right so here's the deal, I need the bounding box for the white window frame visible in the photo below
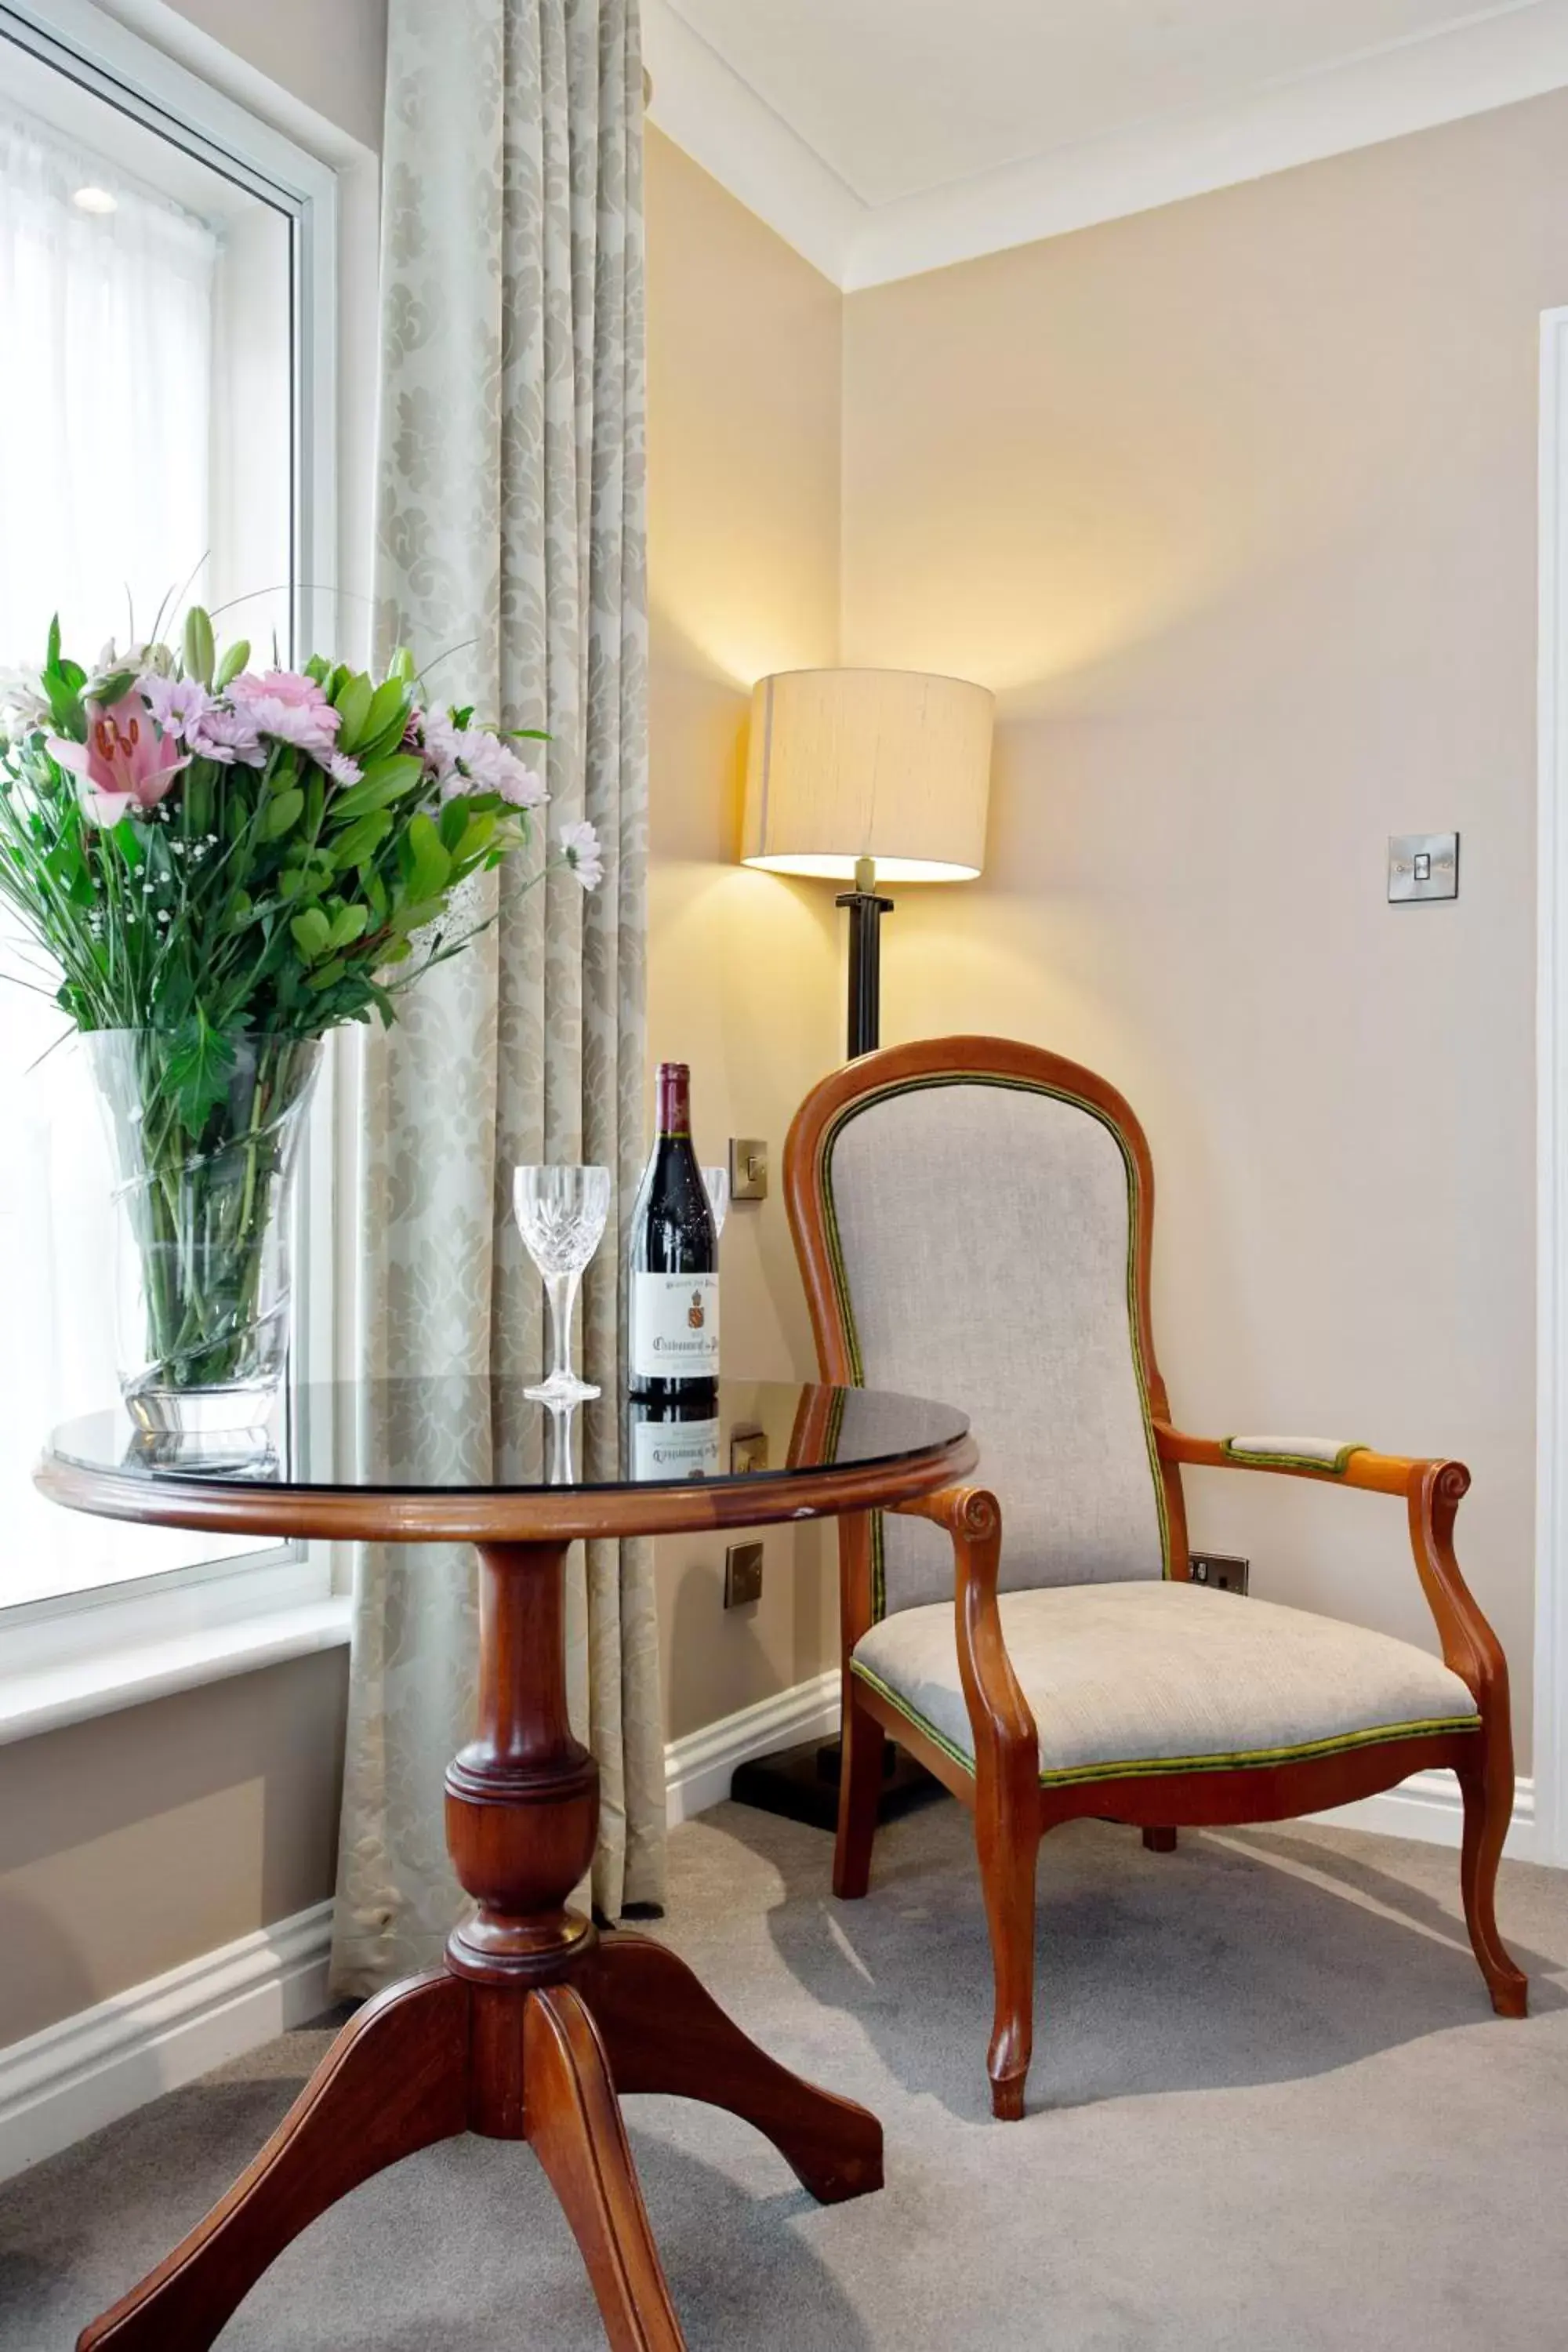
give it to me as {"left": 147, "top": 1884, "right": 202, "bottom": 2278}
{"left": 0, "top": 0, "right": 365, "bottom": 1734}
{"left": 1534, "top": 306, "right": 1568, "bottom": 1868}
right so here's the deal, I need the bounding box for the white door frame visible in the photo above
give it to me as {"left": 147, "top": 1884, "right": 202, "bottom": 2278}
{"left": 1534, "top": 305, "right": 1568, "bottom": 1867}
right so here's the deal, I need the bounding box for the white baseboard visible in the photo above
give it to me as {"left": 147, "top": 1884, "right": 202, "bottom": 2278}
{"left": 664, "top": 1667, "right": 840, "bottom": 1827}
{"left": 0, "top": 1898, "right": 334, "bottom": 2186}
{"left": 1305, "top": 1771, "right": 1538, "bottom": 1863}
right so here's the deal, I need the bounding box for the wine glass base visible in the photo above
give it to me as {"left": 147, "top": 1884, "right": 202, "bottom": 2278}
{"left": 524, "top": 1374, "right": 602, "bottom": 1404}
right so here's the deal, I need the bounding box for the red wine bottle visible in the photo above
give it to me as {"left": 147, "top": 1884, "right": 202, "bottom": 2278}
{"left": 627, "top": 1062, "right": 719, "bottom": 1399}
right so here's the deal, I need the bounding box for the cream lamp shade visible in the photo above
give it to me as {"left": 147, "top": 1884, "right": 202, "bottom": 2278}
{"left": 742, "top": 667, "right": 994, "bottom": 884}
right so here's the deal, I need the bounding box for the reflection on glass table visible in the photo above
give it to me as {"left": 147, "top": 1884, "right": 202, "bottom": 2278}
{"left": 47, "top": 1379, "right": 968, "bottom": 1499}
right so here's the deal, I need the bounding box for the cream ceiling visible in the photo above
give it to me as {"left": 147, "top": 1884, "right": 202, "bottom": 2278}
{"left": 644, "top": 0, "right": 1568, "bottom": 285}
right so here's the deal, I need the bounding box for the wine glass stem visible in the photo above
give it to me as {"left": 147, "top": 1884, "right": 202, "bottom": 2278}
{"left": 545, "top": 1269, "right": 579, "bottom": 1387}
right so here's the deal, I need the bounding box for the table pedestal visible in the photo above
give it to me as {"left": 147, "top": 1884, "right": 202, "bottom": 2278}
{"left": 77, "top": 1542, "right": 883, "bottom": 2351}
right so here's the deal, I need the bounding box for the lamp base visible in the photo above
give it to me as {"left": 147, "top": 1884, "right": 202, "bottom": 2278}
{"left": 834, "top": 886, "right": 895, "bottom": 1059}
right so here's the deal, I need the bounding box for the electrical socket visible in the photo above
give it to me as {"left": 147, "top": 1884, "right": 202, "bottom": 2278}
{"left": 724, "top": 1541, "right": 764, "bottom": 1609}
{"left": 1190, "top": 1552, "right": 1250, "bottom": 1595}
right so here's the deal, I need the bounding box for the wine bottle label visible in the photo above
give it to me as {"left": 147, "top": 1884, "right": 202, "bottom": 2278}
{"left": 631, "top": 1417, "right": 722, "bottom": 1482}
{"left": 629, "top": 1272, "right": 720, "bottom": 1378}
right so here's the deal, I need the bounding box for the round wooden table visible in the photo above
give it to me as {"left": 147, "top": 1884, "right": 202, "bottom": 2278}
{"left": 39, "top": 1376, "right": 975, "bottom": 2351}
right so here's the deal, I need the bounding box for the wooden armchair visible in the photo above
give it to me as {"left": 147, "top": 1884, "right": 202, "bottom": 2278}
{"left": 784, "top": 1035, "right": 1526, "bottom": 2120}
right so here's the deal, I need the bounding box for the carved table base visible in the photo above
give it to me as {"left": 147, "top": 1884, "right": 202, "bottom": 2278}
{"left": 76, "top": 1542, "right": 883, "bottom": 2351}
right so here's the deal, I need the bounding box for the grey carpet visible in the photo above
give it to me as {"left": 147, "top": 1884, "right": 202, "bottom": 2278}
{"left": 2, "top": 1799, "right": 1566, "bottom": 2350}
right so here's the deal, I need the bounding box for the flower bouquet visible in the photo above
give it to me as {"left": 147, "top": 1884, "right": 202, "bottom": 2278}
{"left": 0, "top": 608, "right": 599, "bottom": 1454}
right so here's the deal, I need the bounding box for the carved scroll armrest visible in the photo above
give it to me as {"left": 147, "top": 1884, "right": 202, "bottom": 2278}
{"left": 891, "top": 1486, "right": 1039, "bottom": 1780}
{"left": 1153, "top": 1422, "right": 1504, "bottom": 1704}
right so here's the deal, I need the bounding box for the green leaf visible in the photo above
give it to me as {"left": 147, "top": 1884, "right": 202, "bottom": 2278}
{"left": 164, "top": 1013, "right": 236, "bottom": 1142}
{"left": 291, "top": 907, "right": 332, "bottom": 960}
{"left": 451, "top": 813, "right": 495, "bottom": 867}
{"left": 390, "top": 646, "right": 416, "bottom": 684}
{"left": 215, "top": 637, "right": 251, "bottom": 690}
{"left": 330, "top": 811, "right": 392, "bottom": 870}
{"left": 183, "top": 606, "right": 215, "bottom": 688}
{"left": 332, "top": 673, "right": 374, "bottom": 750}
{"left": 304, "top": 766, "right": 325, "bottom": 840}
{"left": 437, "top": 797, "right": 469, "bottom": 854}
{"left": 46, "top": 614, "right": 60, "bottom": 673}
{"left": 306, "top": 956, "right": 347, "bottom": 990}
{"left": 329, "top": 753, "right": 423, "bottom": 824}
{"left": 263, "top": 786, "right": 305, "bottom": 840}
{"left": 405, "top": 812, "right": 452, "bottom": 902}
{"left": 361, "top": 675, "right": 410, "bottom": 747}
{"left": 328, "top": 903, "right": 369, "bottom": 948}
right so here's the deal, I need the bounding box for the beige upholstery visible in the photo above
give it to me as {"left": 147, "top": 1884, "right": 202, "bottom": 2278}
{"left": 1225, "top": 1436, "right": 1365, "bottom": 1472}
{"left": 824, "top": 1076, "right": 1167, "bottom": 1613}
{"left": 851, "top": 1581, "right": 1479, "bottom": 1785}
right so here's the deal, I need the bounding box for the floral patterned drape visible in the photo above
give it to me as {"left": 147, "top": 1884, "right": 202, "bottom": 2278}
{"left": 331, "top": 0, "right": 662, "bottom": 1994}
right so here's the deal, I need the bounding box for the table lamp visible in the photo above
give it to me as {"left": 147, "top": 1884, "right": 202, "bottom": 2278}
{"left": 742, "top": 668, "right": 995, "bottom": 1058}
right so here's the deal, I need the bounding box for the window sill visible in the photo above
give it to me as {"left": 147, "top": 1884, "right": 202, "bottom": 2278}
{"left": 0, "top": 1594, "right": 352, "bottom": 1745}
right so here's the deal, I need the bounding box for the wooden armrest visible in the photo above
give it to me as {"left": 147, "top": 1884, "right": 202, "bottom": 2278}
{"left": 1154, "top": 1420, "right": 1502, "bottom": 1705}
{"left": 890, "top": 1484, "right": 1038, "bottom": 1766}
{"left": 1154, "top": 1421, "right": 1452, "bottom": 1499}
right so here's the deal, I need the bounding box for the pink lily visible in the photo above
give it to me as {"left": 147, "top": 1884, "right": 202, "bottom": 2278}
{"left": 49, "top": 693, "right": 189, "bottom": 826}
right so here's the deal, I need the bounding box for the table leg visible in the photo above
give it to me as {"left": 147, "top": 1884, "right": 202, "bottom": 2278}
{"left": 523, "top": 1984, "right": 685, "bottom": 2351}
{"left": 579, "top": 1931, "right": 883, "bottom": 2203}
{"left": 75, "top": 1971, "right": 469, "bottom": 2351}
{"left": 74, "top": 1537, "right": 883, "bottom": 2352}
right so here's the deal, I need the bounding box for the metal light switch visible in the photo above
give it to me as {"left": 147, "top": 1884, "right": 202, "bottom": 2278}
{"left": 1388, "top": 832, "right": 1459, "bottom": 903}
{"left": 729, "top": 1138, "right": 768, "bottom": 1200}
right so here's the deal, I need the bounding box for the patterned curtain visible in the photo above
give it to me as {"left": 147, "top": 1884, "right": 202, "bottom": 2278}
{"left": 331, "top": 0, "right": 662, "bottom": 1996}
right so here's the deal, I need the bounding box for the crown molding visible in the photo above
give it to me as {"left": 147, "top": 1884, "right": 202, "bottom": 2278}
{"left": 641, "top": 0, "right": 864, "bottom": 286}
{"left": 645, "top": 0, "right": 1568, "bottom": 292}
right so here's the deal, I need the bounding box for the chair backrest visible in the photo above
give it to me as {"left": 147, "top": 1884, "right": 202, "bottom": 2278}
{"left": 786, "top": 1037, "right": 1177, "bottom": 1619}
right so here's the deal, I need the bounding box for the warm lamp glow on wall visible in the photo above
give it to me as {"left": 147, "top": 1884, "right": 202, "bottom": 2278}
{"left": 742, "top": 667, "right": 994, "bottom": 1058}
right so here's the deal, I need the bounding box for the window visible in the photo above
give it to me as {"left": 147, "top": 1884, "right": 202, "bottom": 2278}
{"left": 0, "top": 1, "right": 348, "bottom": 1660}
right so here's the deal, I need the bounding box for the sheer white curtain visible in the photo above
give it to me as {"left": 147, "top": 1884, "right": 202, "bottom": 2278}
{"left": 0, "top": 106, "right": 227, "bottom": 1601}
{"left": 0, "top": 105, "right": 215, "bottom": 655}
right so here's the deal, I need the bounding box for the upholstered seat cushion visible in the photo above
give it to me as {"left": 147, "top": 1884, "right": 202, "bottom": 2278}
{"left": 851, "top": 1580, "right": 1479, "bottom": 1785}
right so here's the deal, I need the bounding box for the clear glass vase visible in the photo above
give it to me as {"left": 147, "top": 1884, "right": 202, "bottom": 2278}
{"left": 82, "top": 1031, "right": 321, "bottom": 1464}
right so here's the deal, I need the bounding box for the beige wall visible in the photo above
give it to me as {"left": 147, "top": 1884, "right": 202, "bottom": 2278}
{"left": 840, "top": 92, "right": 1568, "bottom": 1759}
{"left": 0, "top": 1651, "right": 348, "bottom": 2045}
{"left": 645, "top": 130, "right": 845, "bottom": 1737}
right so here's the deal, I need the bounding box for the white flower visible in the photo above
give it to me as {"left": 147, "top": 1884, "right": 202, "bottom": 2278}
{"left": 0, "top": 664, "right": 50, "bottom": 732}
{"left": 557, "top": 820, "right": 603, "bottom": 891}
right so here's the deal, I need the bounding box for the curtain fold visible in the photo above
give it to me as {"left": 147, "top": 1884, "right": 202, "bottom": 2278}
{"left": 331, "top": 0, "right": 661, "bottom": 1998}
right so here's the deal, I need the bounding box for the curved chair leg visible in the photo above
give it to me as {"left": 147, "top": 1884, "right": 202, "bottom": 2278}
{"left": 977, "top": 1809, "right": 1041, "bottom": 2121}
{"left": 1142, "top": 1828, "right": 1177, "bottom": 1853}
{"left": 77, "top": 1971, "right": 470, "bottom": 2350}
{"left": 524, "top": 1985, "right": 687, "bottom": 2352}
{"left": 833, "top": 1676, "right": 885, "bottom": 1900}
{"left": 580, "top": 1931, "right": 882, "bottom": 2204}
{"left": 1457, "top": 1761, "right": 1528, "bottom": 2018}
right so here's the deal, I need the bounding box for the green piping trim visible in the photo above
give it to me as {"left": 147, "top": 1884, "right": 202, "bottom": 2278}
{"left": 818, "top": 1071, "right": 1171, "bottom": 1620}
{"left": 1221, "top": 1439, "right": 1369, "bottom": 1476}
{"left": 848, "top": 1659, "right": 1480, "bottom": 1787}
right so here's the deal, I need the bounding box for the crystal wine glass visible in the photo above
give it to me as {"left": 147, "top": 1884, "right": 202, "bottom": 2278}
{"left": 514, "top": 1164, "right": 612, "bottom": 1403}
{"left": 700, "top": 1164, "right": 730, "bottom": 1239}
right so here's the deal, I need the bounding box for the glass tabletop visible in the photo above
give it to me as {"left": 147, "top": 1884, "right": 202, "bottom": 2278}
{"left": 44, "top": 1378, "right": 969, "bottom": 1497}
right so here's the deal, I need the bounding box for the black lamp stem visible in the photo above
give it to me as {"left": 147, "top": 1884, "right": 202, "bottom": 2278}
{"left": 836, "top": 857, "right": 895, "bottom": 1059}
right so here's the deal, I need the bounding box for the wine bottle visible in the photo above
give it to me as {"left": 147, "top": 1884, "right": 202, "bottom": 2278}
{"left": 627, "top": 1062, "right": 720, "bottom": 1399}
